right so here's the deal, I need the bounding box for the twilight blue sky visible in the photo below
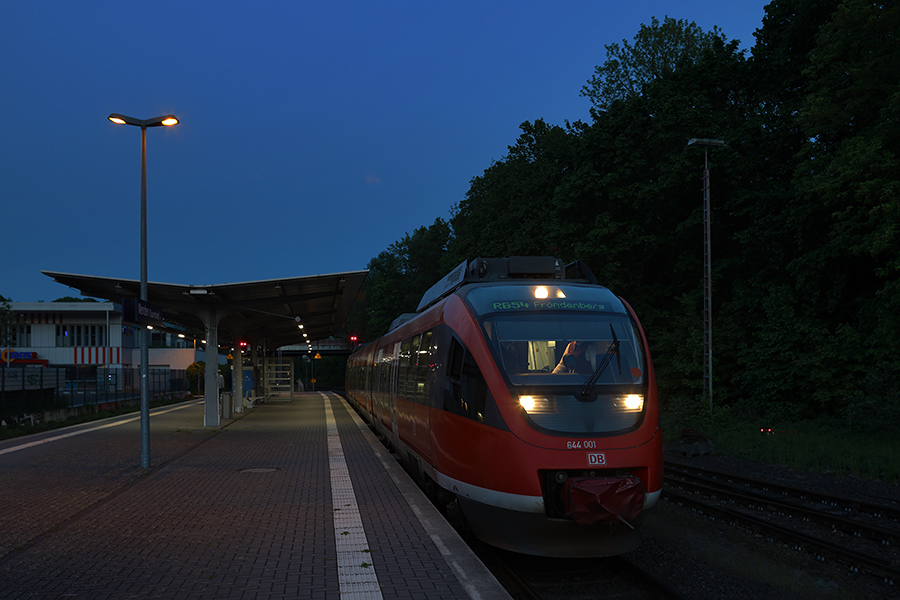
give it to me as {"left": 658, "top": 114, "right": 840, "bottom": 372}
{"left": 2, "top": 0, "right": 767, "bottom": 302}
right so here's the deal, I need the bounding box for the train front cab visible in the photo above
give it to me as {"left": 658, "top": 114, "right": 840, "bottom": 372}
{"left": 432, "top": 282, "right": 663, "bottom": 557}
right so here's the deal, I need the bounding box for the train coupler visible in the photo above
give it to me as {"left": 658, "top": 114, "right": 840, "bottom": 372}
{"left": 561, "top": 476, "right": 645, "bottom": 526}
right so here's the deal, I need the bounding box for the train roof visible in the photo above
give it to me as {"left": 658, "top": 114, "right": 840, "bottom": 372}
{"left": 415, "top": 256, "right": 598, "bottom": 314}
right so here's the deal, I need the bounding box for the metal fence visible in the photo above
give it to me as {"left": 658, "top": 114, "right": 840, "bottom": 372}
{"left": 1, "top": 366, "right": 189, "bottom": 424}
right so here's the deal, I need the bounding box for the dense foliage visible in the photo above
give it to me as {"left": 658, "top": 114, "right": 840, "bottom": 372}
{"left": 349, "top": 0, "right": 899, "bottom": 428}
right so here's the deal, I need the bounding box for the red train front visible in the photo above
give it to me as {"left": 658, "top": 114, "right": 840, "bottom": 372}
{"left": 346, "top": 257, "right": 663, "bottom": 557}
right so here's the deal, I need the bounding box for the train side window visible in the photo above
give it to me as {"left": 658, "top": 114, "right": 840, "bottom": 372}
{"left": 444, "top": 337, "right": 466, "bottom": 416}
{"left": 462, "top": 352, "right": 489, "bottom": 423}
{"left": 448, "top": 337, "right": 464, "bottom": 380}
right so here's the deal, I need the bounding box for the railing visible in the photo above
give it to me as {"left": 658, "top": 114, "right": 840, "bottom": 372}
{"left": 0, "top": 366, "right": 189, "bottom": 424}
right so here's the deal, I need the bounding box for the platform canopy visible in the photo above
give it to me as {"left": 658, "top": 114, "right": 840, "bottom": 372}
{"left": 41, "top": 270, "right": 368, "bottom": 350}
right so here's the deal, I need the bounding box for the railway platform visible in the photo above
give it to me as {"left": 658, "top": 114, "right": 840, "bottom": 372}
{"left": 0, "top": 392, "right": 511, "bottom": 600}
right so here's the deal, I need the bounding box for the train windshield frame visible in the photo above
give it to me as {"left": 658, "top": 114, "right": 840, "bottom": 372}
{"left": 463, "top": 284, "right": 648, "bottom": 435}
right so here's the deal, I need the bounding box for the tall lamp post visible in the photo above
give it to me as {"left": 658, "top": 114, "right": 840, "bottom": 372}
{"left": 108, "top": 112, "right": 179, "bottom": 468}
{"left": 687, "top": 137, "right": 724, "bottom": 412}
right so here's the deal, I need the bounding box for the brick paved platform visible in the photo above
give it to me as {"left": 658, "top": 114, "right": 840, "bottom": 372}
{"left": 0, "top": 392, "right": 511, "bottom": 599}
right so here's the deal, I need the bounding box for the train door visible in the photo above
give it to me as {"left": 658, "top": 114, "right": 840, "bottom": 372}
{"left": 415, "top": 331, "right": 433, "bottom": 462}
{"left": 389, "top": 341, "right": 400, "bottom": 436}
{"left": 374, "top": 347, "right": 384, "bottom": 424}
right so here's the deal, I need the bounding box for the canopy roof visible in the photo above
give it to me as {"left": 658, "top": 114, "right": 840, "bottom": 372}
{"left": 41, "top": 270, "right": 368, "bottom": 350}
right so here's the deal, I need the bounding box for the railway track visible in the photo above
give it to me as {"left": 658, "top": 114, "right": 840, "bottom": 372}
{"left": 663, "top": 459, "right": 899, "bottom": 588}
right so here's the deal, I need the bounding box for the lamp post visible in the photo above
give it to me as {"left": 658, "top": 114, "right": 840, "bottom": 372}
{"left": 108, "top": 113, "right": 179, "bottom": 468}
{"left": 687, "top": 137, "right": 724, "bottom": 412}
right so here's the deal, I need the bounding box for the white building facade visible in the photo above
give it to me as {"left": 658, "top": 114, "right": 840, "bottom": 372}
{"left": 4, "top": 302, "right": 195, "bottom": 370}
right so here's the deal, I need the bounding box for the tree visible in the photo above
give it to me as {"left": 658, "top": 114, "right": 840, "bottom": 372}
{"left": 352, "top": 218, "right": 453, "bottom": 339}
{"left": 53, "top": 296, "right": 98, "bottom": 302}
{"left": 581, "top": 16, "right": 730, "bottom": 112}
{"left": 778, "top": 0, "right": 900, "bottom": 412}
{"left": 448, "top": 119, "right": 577, "bottom": 264}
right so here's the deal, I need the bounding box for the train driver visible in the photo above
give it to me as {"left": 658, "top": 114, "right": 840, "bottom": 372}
{"left": 552, "top": 341, "right": 601, "bottom": 374}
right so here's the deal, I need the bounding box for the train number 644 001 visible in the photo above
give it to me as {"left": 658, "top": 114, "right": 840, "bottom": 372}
{"left": 567, "top": 440, "right": 597, "bottom": 449}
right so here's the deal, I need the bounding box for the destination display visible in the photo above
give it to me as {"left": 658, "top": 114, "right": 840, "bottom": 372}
{"left": 464, "top": 284, "right": 625, "bottom": 316}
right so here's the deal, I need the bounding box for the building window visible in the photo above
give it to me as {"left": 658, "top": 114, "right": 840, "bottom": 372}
{"left": 15, "top": 325, "right": 31, "bottom": 346}
{"left": 56, "top": 324, "right": 106, "bottom": 347}
{"left": 56, "top": 325, "right": 73, "bottom": 347}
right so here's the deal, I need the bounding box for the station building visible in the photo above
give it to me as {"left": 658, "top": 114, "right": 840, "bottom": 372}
{"left": 3, "top": 302, "right": 196, "bottom": 370}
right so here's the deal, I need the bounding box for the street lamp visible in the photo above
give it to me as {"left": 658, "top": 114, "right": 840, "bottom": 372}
{"left": 108, "top": 112, "right": 179, "bottom": 468}
{"left": 687, "top": 137, "right": 724, "bottom": 412}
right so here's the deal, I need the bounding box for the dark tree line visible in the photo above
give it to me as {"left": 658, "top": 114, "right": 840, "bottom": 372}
{"left": 348, "top": 0, "right": 900, "bottom": 428}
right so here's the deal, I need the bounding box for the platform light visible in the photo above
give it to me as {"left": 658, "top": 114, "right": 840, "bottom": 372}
{"left": 108, "top": 111, "right": 179, "bottom": 469}
{"left": 688, "top": 137, "right": 725, "bottom": 413}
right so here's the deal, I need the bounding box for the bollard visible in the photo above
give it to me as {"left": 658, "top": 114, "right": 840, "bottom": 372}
{"left": 221, "top": 392, "right": 232, "bottom": 419}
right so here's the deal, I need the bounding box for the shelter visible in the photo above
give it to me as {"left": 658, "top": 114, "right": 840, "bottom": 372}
{"left": 42, "top": 269, "right": 367, "bottom": 425}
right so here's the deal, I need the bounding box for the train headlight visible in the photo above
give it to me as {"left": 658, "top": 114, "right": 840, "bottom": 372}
{"left": 616, "top": 394, "right": 644, "bottom": 411}
{"left": 518, "top": 395, "right": 557, "bottom": 414}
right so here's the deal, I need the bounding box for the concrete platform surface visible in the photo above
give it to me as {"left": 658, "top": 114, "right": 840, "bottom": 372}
{"left": 0, "top": 392, "right": 511, "bottom": 600}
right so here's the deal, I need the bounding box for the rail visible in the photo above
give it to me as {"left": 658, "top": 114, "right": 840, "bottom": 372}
{"left": 663, "top": 461, "right": 899, "bottom": 587}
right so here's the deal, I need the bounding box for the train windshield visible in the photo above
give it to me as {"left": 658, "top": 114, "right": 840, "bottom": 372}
{"left": 481, "top": 314, "right": 645, "bottom": 387}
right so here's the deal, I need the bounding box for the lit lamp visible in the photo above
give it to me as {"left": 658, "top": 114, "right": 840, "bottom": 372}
{"left": 108, "top": 112, "right": 179, "bottom": 469}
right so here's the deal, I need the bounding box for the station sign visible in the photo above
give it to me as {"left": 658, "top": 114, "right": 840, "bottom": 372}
{"left": 2, "top": 349, "right": 38, "bottom": 362}
{"left": 122, "top": 298, "right": 166, "bottom": 327}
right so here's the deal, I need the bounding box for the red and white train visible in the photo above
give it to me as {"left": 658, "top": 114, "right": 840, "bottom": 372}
{"left": 345, "top": 257, "right": 662, "bottom": 557}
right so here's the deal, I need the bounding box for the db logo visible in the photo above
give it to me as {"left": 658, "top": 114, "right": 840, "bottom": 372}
{"left": 587, "top": 453, "right": 606, "bottom": 466}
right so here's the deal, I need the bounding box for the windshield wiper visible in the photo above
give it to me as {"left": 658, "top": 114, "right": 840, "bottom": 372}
{"left": 580, "top": 324, "right": 620, "bottom": 399}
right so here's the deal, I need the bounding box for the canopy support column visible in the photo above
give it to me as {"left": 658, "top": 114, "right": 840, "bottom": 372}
{"left": 197, "top": 305, "right": 221, "bottom": 427}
